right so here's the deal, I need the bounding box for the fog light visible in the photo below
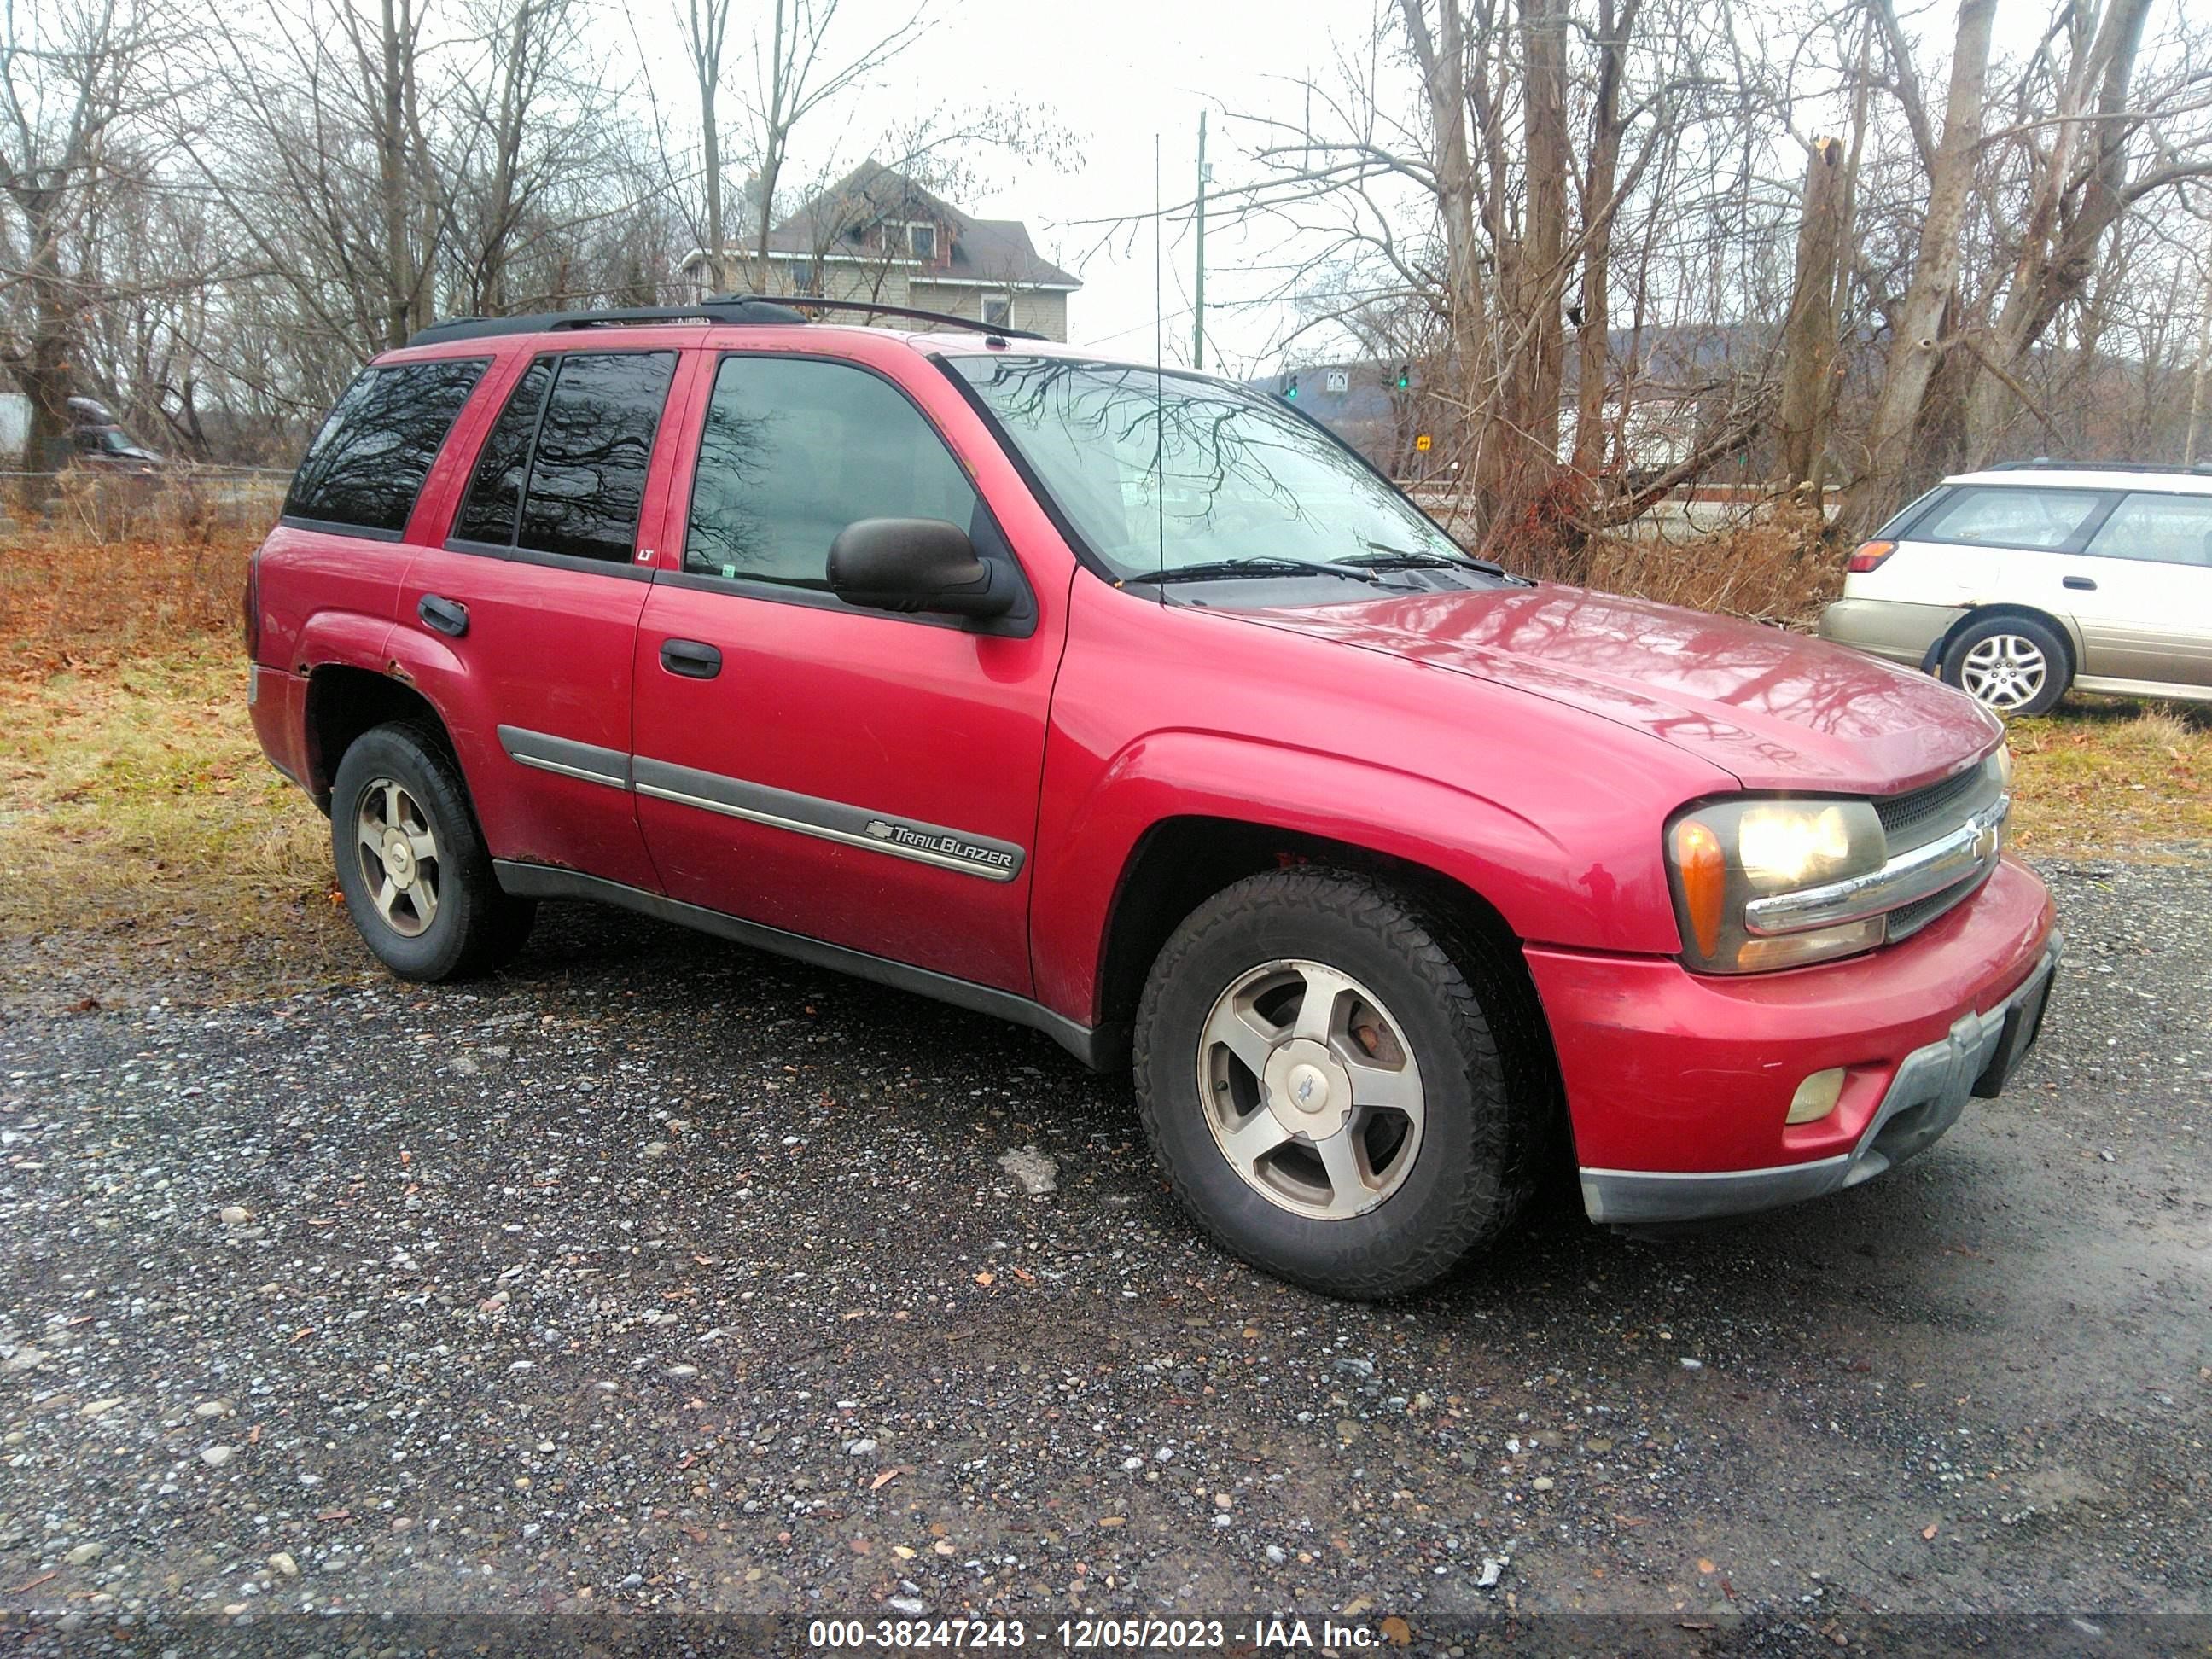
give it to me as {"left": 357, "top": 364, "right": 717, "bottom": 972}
{"left": 1787, "top": 1068, "right": 1848, "bottom": 1125}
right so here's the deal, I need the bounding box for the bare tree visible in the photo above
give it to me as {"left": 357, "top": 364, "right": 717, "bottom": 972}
{"left": 0, "top": 0, "right": 160, "bottom": 485}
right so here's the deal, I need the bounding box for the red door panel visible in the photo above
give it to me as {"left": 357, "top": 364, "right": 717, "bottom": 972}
{"left": 631, "top": 587, "right": 1055, "bottom": 989}
{"left": 398, "top": 547, "right": 658, "bottom": 888}
{"left": 627, "top": 341, "right": 1077, "bottom": 993}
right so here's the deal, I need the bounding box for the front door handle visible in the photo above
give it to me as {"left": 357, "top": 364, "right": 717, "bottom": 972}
{"left": 660, "top": 638, "right": 723, "bottom": 678}
{"left": 417, "top": 594, "right": 469, "bottom": 637}
{"left": 2063, "top": 575, "right": 2097, "bottom": 591}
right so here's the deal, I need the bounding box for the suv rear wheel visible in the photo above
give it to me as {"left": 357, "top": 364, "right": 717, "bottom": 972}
{"left": 330, "top": 723, "right": 535, "bottom": 981}
{"left": 1134, "top": 867, "right": 1537, "bottom": 1298}
{"left": 1939, "top": 613, "right": 2070, "bottom": 716}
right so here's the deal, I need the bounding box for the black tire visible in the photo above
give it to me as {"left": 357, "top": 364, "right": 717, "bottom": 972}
{"left": 1133, "top": 866, "right": 1540, "bottom": 1299}
{"left": 329, "top": 722, "right": 536, "bottom": 981}
{"left": 1938, "top": 612, "right": 2071, "bottom": 718}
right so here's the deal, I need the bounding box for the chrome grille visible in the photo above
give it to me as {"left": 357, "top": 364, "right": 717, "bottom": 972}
{"left": 1885, "top": 864, "right": 1996, "bottom": 941}
{"left": 1876, "top": 763, "right": 1994, "bottom": 849}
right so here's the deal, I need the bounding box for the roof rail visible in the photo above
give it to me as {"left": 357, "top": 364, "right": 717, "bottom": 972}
{"left": 705, "top": 292, "right": 1048, "bottom": 341}
{"left": 1987, "top": 457, "right": 2212, "bottom": 475}
{"left": 404, "top": 293, "right": 1051, "bottom": 350}
{"left": 404, "top": 298, "right": 809, "bottom": 347}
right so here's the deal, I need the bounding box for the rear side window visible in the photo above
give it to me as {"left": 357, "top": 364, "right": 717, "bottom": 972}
{"left": 285, "top": 358, "right": 487, "bottom": 535}
{"left": 2084, "top": 492, "right": 2212, "bottom": 568}
{"left": 452, "top": 358, "right": 553, "bottom": 545}
{"left": 451, "top": 351, "right": 677, "bottom": 564}
{"left": 1912, "top": 486, "right": 2105, "bottom": 551}
{"left": 684, "top": 354, "right": 976, "bottom": 586}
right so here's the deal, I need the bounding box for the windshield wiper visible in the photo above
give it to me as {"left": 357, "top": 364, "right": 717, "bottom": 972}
{"left": 1347, "top": 540, "right": 1511, "bottom": 577}
{"left": 1138, "top": 556, "right": 1403, "bottom": 587}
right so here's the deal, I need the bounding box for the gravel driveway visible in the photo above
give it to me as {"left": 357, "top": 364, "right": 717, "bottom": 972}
{"left": 3, "top": 855, "right": 2207, "bottom": 1650}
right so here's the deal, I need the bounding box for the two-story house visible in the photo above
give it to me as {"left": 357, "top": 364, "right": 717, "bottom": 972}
{"left": 682, "top": 161, "right": 1080, "bottom": 341}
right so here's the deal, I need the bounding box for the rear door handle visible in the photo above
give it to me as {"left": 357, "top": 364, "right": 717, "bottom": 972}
{"left": 417, "top": 594, "right": 469, "bottom": 637}
{"left": 2063, "top": 575, "right": 2097, "bottom": 591}
{"left": 660, "top": 638, "right": 723, "bottom": 678}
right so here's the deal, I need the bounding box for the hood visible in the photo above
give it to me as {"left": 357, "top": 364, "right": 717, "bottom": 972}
{"left": 1247, "top": 583, "right": 2000, "bottom": 795}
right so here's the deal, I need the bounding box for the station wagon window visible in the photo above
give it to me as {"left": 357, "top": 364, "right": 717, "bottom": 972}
{"left": 683, "top": 355, "right": 977, "bottom": 588}
{"left": 451, "top": 350, "right": 676, "bottom": 563}
{"left": 1912, "top": 486, "right": 2106, "bottom": 551}
{"left": 285, "top": 357, "right": 486, "bottom": 534}
{"left": 2083, "top": 492, "right": 2212, "bottom": 568}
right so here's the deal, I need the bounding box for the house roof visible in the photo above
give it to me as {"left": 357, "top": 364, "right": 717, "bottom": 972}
{"left": 762, "top": 160, "right": 1080, "bottom": 290}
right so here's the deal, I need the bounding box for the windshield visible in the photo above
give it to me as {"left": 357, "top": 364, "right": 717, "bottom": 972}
{"left": 947, "top": 355, "right": 1481, "bottom": 586}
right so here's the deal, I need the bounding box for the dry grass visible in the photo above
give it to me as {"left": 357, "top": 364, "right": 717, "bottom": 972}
{"left": 0, "top": 521, "right": 359, "bottom": 1010}
{"left": 1576, "top": 508, "right": 1845, "bottom": 629}
{"left": 0, "top": 506, "right": 258, "bottom": 675}
{"left": 2005, "top": 699, "right": 2212, "bottom": 854}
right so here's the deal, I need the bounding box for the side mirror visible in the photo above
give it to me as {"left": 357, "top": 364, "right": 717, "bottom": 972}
{"left": 827, "top": 517, "right": 1014, "bottom": 620}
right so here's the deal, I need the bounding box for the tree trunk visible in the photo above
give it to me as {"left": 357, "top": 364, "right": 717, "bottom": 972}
{"left": 376, "top": 0, "right": 416, "bottom": 349}
{"left": 1774, "top": 136, "right": 1846, "bottom": 488}
{"left": 1842, "top": 0, "right": 1997, "bottom": 533}
{"left": 1569, "top": 0, "right": 1628, "bottom": 485}
{"left": 1398, "top": 0, "right": 1489, "bottom": 525}
{"left": 1959, "top": 0, "right": 2152, "bottom": 464}
{"left": 1500, "top": 0, "right": 1569, "bottom": 523}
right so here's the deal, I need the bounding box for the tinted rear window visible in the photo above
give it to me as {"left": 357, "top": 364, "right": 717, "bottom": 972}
{"left": 452, "top": 358, "right": 555, "bottom": 546}
{"left": 285, "top": 358, "right": 487, "bottom": 534}
{"left": 517, "top": 352, "right": 676, "bottom": 562}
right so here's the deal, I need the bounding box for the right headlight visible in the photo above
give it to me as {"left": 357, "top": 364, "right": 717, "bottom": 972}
{"left": 1666, "top": 797, "right": 1889, "bottom": 973}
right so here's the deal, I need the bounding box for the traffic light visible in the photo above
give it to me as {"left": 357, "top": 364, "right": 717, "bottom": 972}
{"left": 1284, "top": 374, "right": 1299, "bottom": 400}
{"left": 1396, "top": 364, "right": 1412, "bottom": 390}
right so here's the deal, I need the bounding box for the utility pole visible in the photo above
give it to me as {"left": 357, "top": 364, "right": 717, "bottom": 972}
{"left": 1192, "top": 110, "right": 1208, "bottom": 372}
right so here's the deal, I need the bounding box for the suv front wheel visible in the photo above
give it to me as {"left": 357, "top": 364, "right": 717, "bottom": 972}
{"left": 1134, "top": 867, "right": 1538, "bottom": 1298}
{"left": 330, "top": 723, "right": 536, "bottom": 981}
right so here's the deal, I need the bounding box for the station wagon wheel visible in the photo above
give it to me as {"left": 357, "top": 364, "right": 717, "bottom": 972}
{"left": 354, "top": 777, "right": 441, "bottom": 938}
{"left": 1958, "top": 634, "right": 2047, "bottom": 712}
{"left": 1939, "top": 613, "right": 2071, "bottom": 718}
{"left": 329, "top": 722, "right": 536, "bottom": 981}
{"left": 1198, "top": 959, "right": 1425, "bottom": 1220}
{"left": 1134, "top": 866, "right": 1542, "bottom": 1300}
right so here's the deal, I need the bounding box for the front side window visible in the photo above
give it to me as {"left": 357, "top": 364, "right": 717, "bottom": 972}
{"left": 1913, "top": 486, "right": 2107, "bottom": 551}
{"left": 2083, "top": 492, "right": 2212, "bottom": 568}
{"left": 450, "top": 351, "right": 675, "bottom": 563}
{"left": 286, "top": 357, "right": 487, "bottom": 533}
{"left": 947, "top": 355, "right": 1482, "bottom": 588}
{"left": 684, "top": 355, "right": 978, "bottom": 588}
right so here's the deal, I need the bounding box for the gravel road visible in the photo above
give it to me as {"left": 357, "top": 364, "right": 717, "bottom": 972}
{"left": 2, "top": 854, "right": 2206, "bottom": 1650}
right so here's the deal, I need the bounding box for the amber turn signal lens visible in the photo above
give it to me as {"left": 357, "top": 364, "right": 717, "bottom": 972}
{"left": 1846, "top": 540, "right": 1895, "bottom": 573}
{"left": 1672, "top": 819, "right": 1727, "bottom": 958}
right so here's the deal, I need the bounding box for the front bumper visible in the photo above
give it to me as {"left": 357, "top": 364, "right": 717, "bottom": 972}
{"left": 1525, "top": 856, "right": 2058, "bottom": 1227}
{"left": 1818, "top": 597, "right": 1959, "bottom": 668}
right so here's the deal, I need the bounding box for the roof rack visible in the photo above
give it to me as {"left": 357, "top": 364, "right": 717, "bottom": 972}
{"left": 405, "top": 293, "right": 1048, "bottom": 350}
{"left": 1987, "top": 457, "right": 2212, "bottom": 475}
{"left": 704, "top": 292, "right": 1047, "bottom": 341}
{"left": 405, "top": 299, "right": 809, "bottom": 347}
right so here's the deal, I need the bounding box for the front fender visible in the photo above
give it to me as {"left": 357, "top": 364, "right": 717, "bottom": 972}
{"left": 1028, "top": 728, "right": 1689, "bottom": 1025}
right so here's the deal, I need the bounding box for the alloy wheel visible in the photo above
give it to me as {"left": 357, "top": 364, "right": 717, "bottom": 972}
{"left": 1958, "top": 633, "right": 2048, "bottom": 712}
{"left": 1196, "top": 958, "right": 1426, "bottom": 1220}
{"left": 354, "top": 777, "right": 442, "bottom": 939}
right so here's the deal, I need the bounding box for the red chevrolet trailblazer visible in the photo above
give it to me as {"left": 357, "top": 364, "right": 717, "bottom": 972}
{"left": 246, "top": 298, "right": 2058, "bottom": 1297}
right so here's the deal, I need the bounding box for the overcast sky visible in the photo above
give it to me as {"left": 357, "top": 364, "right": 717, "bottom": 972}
{"left": 630, "top": 0, "right": 1357, "bottom": 375}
